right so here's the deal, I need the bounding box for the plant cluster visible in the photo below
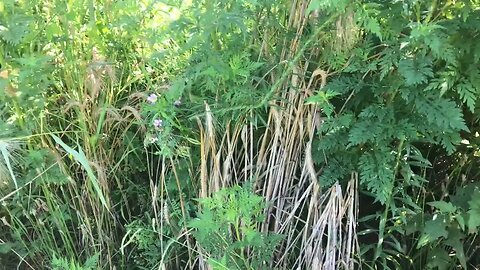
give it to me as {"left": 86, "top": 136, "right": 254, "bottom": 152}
{"left": 1, "top": 0, "right": 480, "bottom": 269}
{"left": 307, "top": 0, "right": 480, "bottom": 268}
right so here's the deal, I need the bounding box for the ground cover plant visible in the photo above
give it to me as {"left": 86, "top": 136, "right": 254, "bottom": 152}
{"left": 1, "top": 0, "right": 480, "bottom": 269}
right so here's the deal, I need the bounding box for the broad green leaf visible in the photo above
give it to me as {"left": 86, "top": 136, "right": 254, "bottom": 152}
{"left": 427, "top": 201, "right": 457, "bottom": 214}
{"left": 45, "top": 23, "right": 62, "bottom": 40}
{"left": 444, "top": 227, "right": 466, "bottom": 269}
{"left": 426, "top": 247, "right": 451, "bottom": 270}
{"left": 404, "top": 213, "right": 425, "bottom": 235}
{"left": 467, "top": 209, "right": 480, "bottom": 233}
{"left": 417, "top": 217, "right": 448, "bottom": 248}
{"left": 467, "top": 190, "right": 480, "bottom": 233}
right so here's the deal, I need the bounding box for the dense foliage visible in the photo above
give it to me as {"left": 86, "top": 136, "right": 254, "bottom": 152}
{"left": 1, "top": 0, "right": 480, "bottom": 269}
{"left": 309, "top": 1, "right": 480, "bottom": 268}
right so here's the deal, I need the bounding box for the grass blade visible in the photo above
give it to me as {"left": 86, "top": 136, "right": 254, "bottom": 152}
{"left": 51, "top": 134, "right": 109, "bottom": 210}
{"left": 0, "top": 140, "right": 18, "bottom": 189}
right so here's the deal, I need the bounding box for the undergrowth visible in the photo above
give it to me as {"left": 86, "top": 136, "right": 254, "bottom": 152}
{"left": 1, "top": 0, "right": 480, "bottom": 269}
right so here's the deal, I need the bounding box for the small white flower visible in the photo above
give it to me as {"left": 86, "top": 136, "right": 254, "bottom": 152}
{"left": 153, "top": 119, "right": 163, "bottom": 128}
{"left": 147, "top": 93, "right": 158, "bottom": 104}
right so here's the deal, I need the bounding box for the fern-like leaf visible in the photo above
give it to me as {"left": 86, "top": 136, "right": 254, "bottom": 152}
{"left": 456, "top": 80, "right": 477, "bottom": 112}
{"left": 398, "top": 57, "right": 433, "bottom": 86}
{"left": 359, "top": 148, "right": 395, "bottom": 204}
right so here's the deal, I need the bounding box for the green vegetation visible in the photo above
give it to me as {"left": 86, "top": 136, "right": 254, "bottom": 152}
{"left": 1, "top": 0, "right": 480, "bottom": 269}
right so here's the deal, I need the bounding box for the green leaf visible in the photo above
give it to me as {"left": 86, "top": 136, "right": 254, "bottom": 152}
{"left": 444, "top": 227, "right": 467, "bottom": 269}
{"left": 414, "top": 95, "right": 468, "bottom": 132}
{"left": 409, "top": 22, "right": 457, "bottom": 64}
{"left": 45, "top": 23, "right": 62, "bottom": 40}
{"left": 358, "top": 148, "right": 394, "bottom": 204}
{"left": 467, "top": 190, "right": 480, "bottom": 233}
{"left": 306, "top": 0, "right": 321, "bottom": 14}
{"left": 427, "top": 201, "right": 457, "bottom": 214}
{"left": 305, "top": 90, "right": 339, "bottom": 118}
{"left": 0, "top": 15, "right": 32, "bottom": 45}
{"left": 83, "top": 253, "right": 99, "bottom": 269}
{"left": 165, "top": 78, "right": 185, "bottom": 102}
{"left": 398, "top": 57, "right": 433, "bottom": 86}
{"left": 456, "top": 214, "right": 466, "bottom": 231}
{"left": 347, "top": 120, "right": 376, "bottom": 146}
{"left": 404, "top": 213, "right": 424, "bottom": 235}
{"left": 452, "top": 184, "right": 479, "bottom": 210}
{"left": 417, "top": 216, "right": 448, "bottom": 248}
{"left": 209, "top": 255, "right": 229, "bottom": 270}
{"left": 358, "top": 3, "right": 383, "bottom": 40}
{"left": 456, "top": 81, "right": 477, "bottom": 112}
{"left": 364, "top": 16, "right": 382, "bottom": 40}
{"left": 426, "top": 247, "right": 451, "bottom": 270}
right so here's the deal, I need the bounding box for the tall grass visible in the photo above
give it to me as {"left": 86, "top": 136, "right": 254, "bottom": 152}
{"left": 144, "top": 0, "right": 359, "bottom": 268}
{"left": 1, "top": 0, "right": 360, "bottom": 269}
{"left": 1, "top": 0, "right": 150, "bottom": 268}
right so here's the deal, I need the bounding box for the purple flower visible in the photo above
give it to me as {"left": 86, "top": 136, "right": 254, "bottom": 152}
{"left": 153, "top": 119, "right": 163, "bottom": 128}
{"left": 147, "top": 93, "right": 158, "bottom": 104}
